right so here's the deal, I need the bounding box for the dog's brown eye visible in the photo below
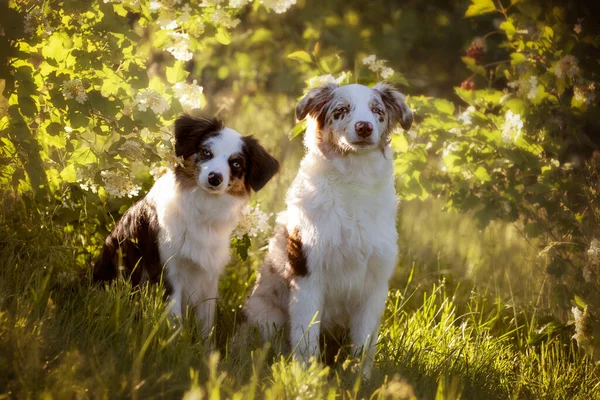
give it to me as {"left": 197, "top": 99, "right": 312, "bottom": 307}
{"left": 333, "top": 107, "right": 349, "bottom": 120}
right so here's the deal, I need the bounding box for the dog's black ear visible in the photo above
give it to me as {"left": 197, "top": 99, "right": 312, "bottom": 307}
{"left": 174, "top": 115, "right": 224, "bottom": 158}
{"left": 295, "top": 83, "right": 339, "bottom": 122}
{"left": 373, "top": 83, "right": 413, "bottom": 131}
{"left": 242, "top": 136, "right": 280, "bottom": 192}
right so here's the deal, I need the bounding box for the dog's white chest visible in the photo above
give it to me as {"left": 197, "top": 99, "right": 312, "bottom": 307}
{"left": 148, "top": 173, "right": 243, "bottom": 275}
{"left": 284, "top": 154, "right": 399, "bottom": 328}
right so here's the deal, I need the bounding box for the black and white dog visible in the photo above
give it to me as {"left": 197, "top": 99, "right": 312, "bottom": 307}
{"left": 94, "top": 115, "right": 279, "bottom": 332}
{"left": 243, "top": 83, "right": 412, "bottom": 376}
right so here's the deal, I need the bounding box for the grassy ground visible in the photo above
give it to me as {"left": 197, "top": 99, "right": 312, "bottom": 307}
{"left": 1, "top": 198, "right": 599, "bottom": 400}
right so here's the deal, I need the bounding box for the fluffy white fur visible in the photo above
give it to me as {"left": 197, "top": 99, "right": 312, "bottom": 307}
{"left": 243, "top": 83, "right": 412, "bottom": 376}
{"left": 148, "top": 168, "right": 247, "bottom": 329}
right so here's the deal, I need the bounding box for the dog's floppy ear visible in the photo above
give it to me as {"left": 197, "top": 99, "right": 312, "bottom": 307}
{"left": 295, "top": 83, "right": 339, "bottom": 122}
{"left": 174, "top": 114, "right": 224, "bottom": 158}
{"left": 373, "top": 82, "right": 413, "bottom": 131}
{"left": 242, "top": 136, "right": 280, "bottom": 192}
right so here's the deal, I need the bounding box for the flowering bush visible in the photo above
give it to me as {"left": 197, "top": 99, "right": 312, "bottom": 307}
{"left": 1, "top": 0, "right": 300, "bottom": 264}
{"left": 393, "top": 0, "right": 600, "bottom": 358}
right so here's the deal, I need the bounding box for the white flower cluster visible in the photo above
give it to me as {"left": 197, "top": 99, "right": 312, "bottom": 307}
{"left": 232, "top": 204, "right": 271, "bottom": 240}
{"left": 587, "top": 239, "right": 600, "bottom": 265}
{"left": 76, "top": 165, "right": 99, "bottom": 193}
{"left": 157, "top": 143, "right": 183, "bottom": 166}
{"left": 507, "top": 76, "right": 539, "bottom": 100}
{"left": 572, "top": 306, "right": 595, "bottom": 355}
{"left": 173, "top": 80, "right": 205, "bottom": 110}
{"left": 119, "top": 140, "right": 145, "bottom": 161}
{"left": 554, "top": 55, "right": 579, "bottom": 79}
{"left": 150, "top": 164, "right": 168, "bottom": 179}
{"left": 100, "top": 170, "right": 141, "bottom": 198}
{"left": 135, "top": 89, "right": 169, "bottom": 115}
{"left": 180, "top": 4, "right": 193, "bottom": 22}
{"left": 261, "top": 0, "right": 297, "bottom": 13}
{"left": 24, "top": 8, "right": 43, "bottom": 34}
{"left": 457, "top": 106, "right": 475, "bottom": 125}
{"left": 584, "top": 238, "right": 600, "bottom": 283}
{"left": 157, "top": 16, "right": 179, "bottom": 30}
{"left": 574, "top": 24, "right": 582, "bottom": 34}
{"left": 166, "top": 32, "right": 193, "bottom": 61}
{"left": 211, "top": 9, "right": 240, "bottom": 29}
{"left": 62, "top": 79, "right": 88, "bottom": 104}
{"left": 151, "top": 0, "right": 181, "bottom": 9}
{"left": 442, "top": 141, "right": 459, "bottom": 158}
{"left": 574, "top": 81, "right": 596, "bottom": 105}
{"left": 229, "top": 0, "right": 250, "bottom": 7}
{"left": 501, "top": 110, "right": 523, "bottom": 144}
{"left": 362, "top": 55, "right": 395, "bottom": 79}
{"left": 24, "top": 7, "right": 53, "bottom": 36}
{"left": 226, "top": 0, "right": 295, "bottom": 13}
{"left": 306, "top": 72, "right": 350, "bottom": 88}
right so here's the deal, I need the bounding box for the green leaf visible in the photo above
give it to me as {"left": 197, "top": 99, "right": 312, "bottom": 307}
{"left": 500, "top": 21, "right": 516, "bottom": 39}
{"left": 510, "top": 52, "right": 527, "bottom": 66}
{"left": 391, "top": 134, "right": 408, "bottom": 153}
{"left": 60, "top": 164, "right": 77, "bottom": 183}
{"left": 46, "top": 122, "right": 62, "bottom": 136}
{"left": 250, "top": 28, "right": 272, "bottom": 43}
{"left": 18, "top": 96, "right": 37, "bottom": 118}
{"left": 433, "top": 99, "right": 455, "bottom": 115}
{"left": 474, "top": 166, "right": 491, "bottom": 182}
{"left": 461, "top": 56, "right": 486, "bottom": 77}
{"left": 70, "top": 112, "right": 89, "bottom": 129}
{"left": 465, "top": 0, "right": 497, "bottom": 17}
{"left": 287, "top": 51, "right": 313, "bottom": 63}
{"left": 574, "top": 295, "right": 586, "bottom": 308}
{"left": 166, "top": 61, "right": 189, "bottom": 84}
{"left": 215, "top": 28, "right": 232, "bottom": 45}
{"left": 69, "top": 147, "right": 98, "bottom": 165}
{"left": 127, "top": 63, "right": 149, "bottom": 90}
{"left": 41, "top": 33, "right": 73, "bottom": 61}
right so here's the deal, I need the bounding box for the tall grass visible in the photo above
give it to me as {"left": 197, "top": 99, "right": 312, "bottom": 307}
{"left": 1, "top": 196, "right": 599, "bottom": 399}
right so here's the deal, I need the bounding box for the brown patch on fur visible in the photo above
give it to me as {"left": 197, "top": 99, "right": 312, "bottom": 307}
{"left": 174, "top": 156, "right": 199, "bottom": 191}
{"left": 317, "top": 127, "right": 348, "bottom": 157}
{"left": 373, "top": 83, "right": 413, "bottom": 131}
{"left": 226, "top": 177, "right": 249, "bottom": 198}
{"left": 296, "top": 84, "right": 339, "bottom": 130}
{"left": 242, "top": 136, "right": 280, "bottom": 192}
{"left": 287, "top": 227, "right": 308, "bottom": 277}
{"left": 174, "top": 115, "right": 223, "bottom": 158}
{"left": 296, "top": 84, "right": 355, "bottom": 157}
{"left": 93, "top": 198, "right": 167, "bottom": 292}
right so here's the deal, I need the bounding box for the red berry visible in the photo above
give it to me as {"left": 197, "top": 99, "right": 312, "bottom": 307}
{"left": 460, "top": 80, "right": 475, "bottom": 90}
{"left": 466, "top": 38, "right": 486, "bottom": 62}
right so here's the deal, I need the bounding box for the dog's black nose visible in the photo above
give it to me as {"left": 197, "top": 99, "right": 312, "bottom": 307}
{"left": 355, "top": 121, "right": 373, "bottom": 138}
{"left": 207, "top": 172, "right": 223, "bottom": 186}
